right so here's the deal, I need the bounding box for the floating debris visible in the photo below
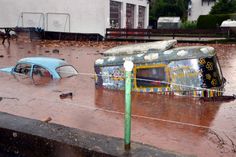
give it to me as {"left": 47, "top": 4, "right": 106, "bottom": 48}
{"left": 60, "top": 92, "right": 73, "bottom": 99}
{"left": 0, "top": 55, "right": 4, "bottom": 58}
{"left": 52, "top": 49, "right": 60, "bottom": 54}
{"left": 0, "top": 96, "right": 19, "bottom": 101}
{"left": 52, "top": 90, "right": 63, "bottom": 93}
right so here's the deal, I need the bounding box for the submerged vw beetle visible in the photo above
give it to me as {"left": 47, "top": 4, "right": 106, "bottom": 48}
{"left": 0, "top": 57, "right": 78, "bottom": 84}
{"left": 94, "top": 40, "right": 225, "bottom": 97}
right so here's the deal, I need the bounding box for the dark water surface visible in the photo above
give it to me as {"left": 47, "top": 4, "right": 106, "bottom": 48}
{"left": 0, "top": 40, "right": 236, "bottom": 157}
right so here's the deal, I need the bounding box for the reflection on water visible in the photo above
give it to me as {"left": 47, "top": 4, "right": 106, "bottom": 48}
{"left": 0, "top": 40, "right": 236, "bottom": 157}
{"left": 94, "top": 88, "right": 236, "bottom": 157}
{"left": 95, "top": 87, "right": 221, "bottom": 127}
{"left": 95, "top": 87, "right": 221, "bottom": 138}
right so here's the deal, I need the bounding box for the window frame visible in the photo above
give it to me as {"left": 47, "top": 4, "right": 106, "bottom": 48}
{"left": 110, "top": 0, "right": 122, "bottom": 28}
{"left": 126, "top": 3, "right": 135, "bottom": 28}
{"left": 138, "top": 6, "right": 145, "bottom": 28}
{"left": 55, "top": 65, "right": 78, "bottom": 78}
{"left": 133, "top": 64, "right": 170, "bottom": 90}
{"left": 13, "top": 63, "right": 32, "bottom": 76}
{"left": 32, "top": 65, "right": 53, "bottom": 79}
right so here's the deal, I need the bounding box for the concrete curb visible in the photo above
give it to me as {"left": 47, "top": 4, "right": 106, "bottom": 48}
{"left": 0, "top": 112, "right": 192, "bottom": 157}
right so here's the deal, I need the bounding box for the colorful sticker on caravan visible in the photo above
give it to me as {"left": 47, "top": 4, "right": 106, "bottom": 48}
{"left": 94, "top": 41, "right": 225, "bottom": 97}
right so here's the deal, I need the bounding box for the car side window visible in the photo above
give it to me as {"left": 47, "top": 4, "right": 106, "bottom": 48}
{"left": 14, "top": 63, "right": 31, "bottom": 76}
{"left": 56, "top": 65, "right": 78, "bottom": 78}
{"left": 32, "top": 65, "right": 52, "bottom": 85}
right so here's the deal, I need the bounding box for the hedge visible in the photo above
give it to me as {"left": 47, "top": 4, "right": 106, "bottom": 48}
{"left": 197, "top": 13, "right": 236, "bottom": 29}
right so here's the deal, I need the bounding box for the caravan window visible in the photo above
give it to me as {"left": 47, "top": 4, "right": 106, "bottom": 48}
{"left": 135, "top": 65, "right": 169, "bottom": 88}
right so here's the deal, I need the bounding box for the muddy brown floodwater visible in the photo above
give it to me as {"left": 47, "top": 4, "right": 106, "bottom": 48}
{"left": 0, "top": 38, "right": 236, "bottom": 157}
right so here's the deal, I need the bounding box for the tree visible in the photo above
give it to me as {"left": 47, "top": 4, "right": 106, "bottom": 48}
{"left": 210, "top": 0, "right": 236, "bottom": 14}
{"left": 149, "top": 0, "right": 190, "bottom": 21}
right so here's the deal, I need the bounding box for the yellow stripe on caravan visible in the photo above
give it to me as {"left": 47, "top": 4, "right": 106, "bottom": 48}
{"left": 218, "top": 90, "right": 222, "bottom": 96}
{"left": 149, "top": 88, "right": 154, "bottom": 92}
{"left": 210, "top": 91, "right": 213, "bottom": 97}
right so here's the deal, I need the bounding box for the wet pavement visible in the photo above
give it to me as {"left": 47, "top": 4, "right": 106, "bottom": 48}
{"left": 0, "top": 37, "right": 236, "bottom": 157}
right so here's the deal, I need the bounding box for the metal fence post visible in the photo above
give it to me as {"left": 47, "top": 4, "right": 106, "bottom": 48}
{"left": 123, "top": 60, "right": 134, "bottom": 151}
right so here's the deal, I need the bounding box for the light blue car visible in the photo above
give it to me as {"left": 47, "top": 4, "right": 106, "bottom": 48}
{"left": 0, "top": 57, "right": 78, "bottom": 81}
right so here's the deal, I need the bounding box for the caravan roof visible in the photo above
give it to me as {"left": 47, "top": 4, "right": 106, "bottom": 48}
{"left": 103, "top": 40, "right": 177, "bottom": 56}
{"left": 95, "top": 46, "right": 215, "bottom": 66}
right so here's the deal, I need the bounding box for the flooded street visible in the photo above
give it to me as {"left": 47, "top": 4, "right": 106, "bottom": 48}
{"left": 0, "top": 38, "right": 236, "bottom": 157}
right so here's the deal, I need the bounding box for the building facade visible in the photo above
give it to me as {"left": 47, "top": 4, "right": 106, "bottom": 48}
{"left": 109, "top": 0, "right": 149, "bottom": 29}
{"left": 0, "top": 0, "right": 149, "bottom": 36}
{"left": 188, "top": 0, "right": 216, "bottom": 21}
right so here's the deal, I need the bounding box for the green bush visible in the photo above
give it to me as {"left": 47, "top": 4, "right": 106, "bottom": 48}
{"left": 180, "top": 21, "right": 197, "bottom": 29}
{"left": 210, "top": 0, "right": 236, "bottom": 15}
{"left": 197, "top": 14, "right": 236, "bottom": 29}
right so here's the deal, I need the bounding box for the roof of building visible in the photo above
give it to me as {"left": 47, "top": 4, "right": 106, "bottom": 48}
{"left": 157, "top": 17, "right": 181, "bottom": 23}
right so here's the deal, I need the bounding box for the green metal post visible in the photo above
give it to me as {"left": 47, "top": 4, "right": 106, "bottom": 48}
{"left": 123, "top": 60, "right": 133, "bottom": 151}
{"left": 124, "top": 71, "right": 132, "bottom": 150}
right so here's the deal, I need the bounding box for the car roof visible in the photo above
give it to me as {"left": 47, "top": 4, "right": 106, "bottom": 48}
{"left": 18, "top": 57, "right": 68, "bottom": 70}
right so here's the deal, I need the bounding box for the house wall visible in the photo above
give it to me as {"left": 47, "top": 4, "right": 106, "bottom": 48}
{"left": 188, "top": 0, "right": 215, "bottom": 21}
{"left": 0, "top": 0, "right": 149, "bottom": 36}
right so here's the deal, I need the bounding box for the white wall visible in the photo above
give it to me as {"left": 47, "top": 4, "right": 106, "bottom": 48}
{"left": 0, "top": 0, "right": 149, "bottom": 36}
{"left": 188, "top": 0, "right": 215, "bottom": 21}
{"left": 0, "top": 0, "right": 108, "bottom": 35}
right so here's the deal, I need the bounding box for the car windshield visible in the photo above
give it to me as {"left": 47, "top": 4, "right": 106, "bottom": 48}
{"left": 56, "top": 65, "right": 78, "bottom": 78}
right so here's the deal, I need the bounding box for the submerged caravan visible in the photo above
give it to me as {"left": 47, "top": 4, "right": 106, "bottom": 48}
{"left": 94, "top": 40, "right": 226, "bottom": 97}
